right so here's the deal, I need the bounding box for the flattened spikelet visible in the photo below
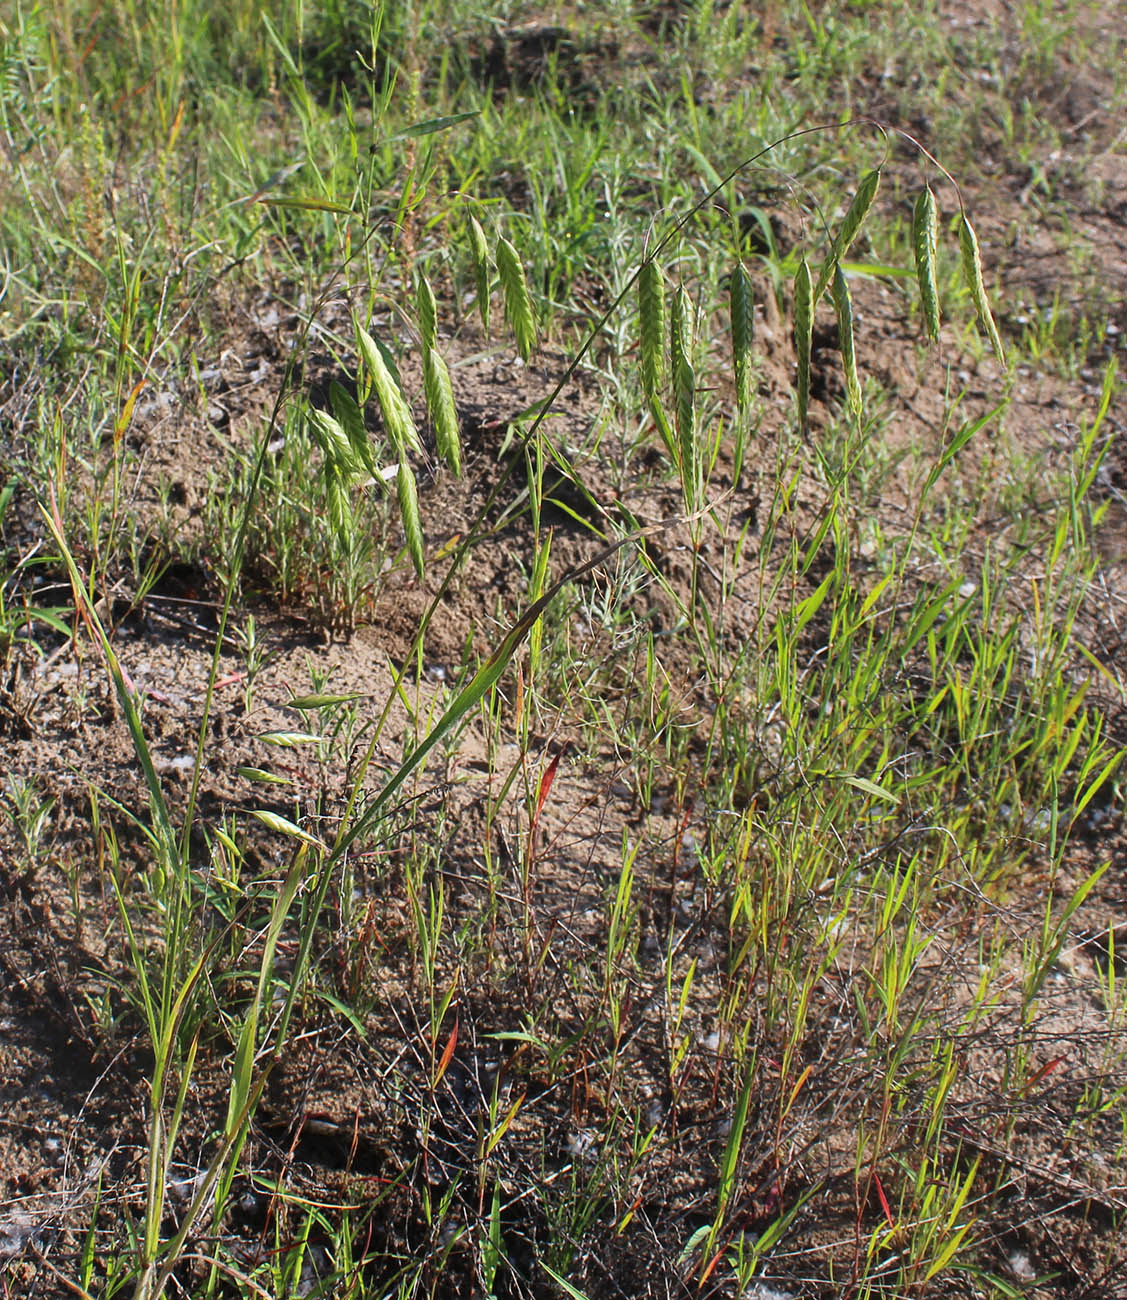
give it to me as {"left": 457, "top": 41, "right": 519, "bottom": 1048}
{"left": 958, "top": 214, "right": 1006, "bottom": 366}
{"left": 730, "top": 260, "right": 755, "bottom": 420}
{"left": 423, "top": 345, "right": 462, "bottom": 477}
{"left": 355, "top": 322, "right": 423, "bottom": 455}
{"left": 325, "top": 468, "right": 352, "bottom": 546}
{"left": 308, "top": 406, "right": 358, "bottom": 474}
{"left": 497, "top": 236, "right": 536, "bottom": 361}
{"left": 815, "top": 168, "right": 881, "bottom": 302}
{"left": 794, "top": 257, "right": 813, "bottom": 431}
{"left": 416, "top": 272, "right": 438, "bottom": 351}
{"left": 638, "top": 260, "right": 666, "bottom": 407}
{"left": 329, "top": 381, "right": 376, "bottom": 477}
{"left": 469, "top": 215, "right": 492, "bottom": 334}
{"left": 913, "top": 187, "right": 941, "bottom": 340}
{"left": 397, "top": 452, "right": 425, "bottom": 578}
{"left": 671, "top": 285, "right": 697, "bottom": 505}
{"left": 832, "top": 263, "right": 862, "bottom": 419}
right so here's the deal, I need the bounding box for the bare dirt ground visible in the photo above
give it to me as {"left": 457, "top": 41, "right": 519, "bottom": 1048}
{"left": 2, "top": 2, "right": 1127, "bottom": 1296}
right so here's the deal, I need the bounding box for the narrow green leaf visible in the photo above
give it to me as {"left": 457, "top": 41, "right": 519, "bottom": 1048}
{"left": 958, "top": 214, "right": 1006, "bottom": 366}
{"left": 795, "top": 567, "right": 832, "bottom": 633}
{"left": 497, "top": 236, "right": 536, "bottom": 361}
{"left": 355, "top": 322, "right": 423, "bottom": 454}
{"left": 842, "top": 773, "right": 901, "bottom": 805}
{"left": 923, "top": 402, "right": 1005, "bottom": 497}
{"left": 719, "top": 1067, "right": 753, "bottom": 1210}
{"left": 397, "top": 451, "right": 425, "bottom": 578}
{"left": 831, "top": 263, "right": 862, "bottom": 419}
{"left": 541, "top": 1264, "right": 592, "bottom": 1300}
{"left": 423, "top": 345, "right": 462, "bottom": 476}
{"left": 469, "top": 215, "right": 491, "bottom": 334}
{"left": 392, "top": 110, "right": 480, "bottom": 140}
{"left": 794, "top": 257, "right": 813, "bottom": 431}
{"left": 913, "top": 187, "right": 941, "bottom": 340}
{"left": 815, "top": 168, "right": 880, "bottom": 301}
{"left": 528, "top": 530, "right": 552, "bottom": 678}
{"left": 730, "top": 260, "right": 755, "bottom": 421}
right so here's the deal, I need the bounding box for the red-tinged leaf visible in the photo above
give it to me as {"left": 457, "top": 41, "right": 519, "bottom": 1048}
{"left": 874, "top": 1170, "right": 894, "bottom": 1230}
{"left": 785, "top": 1063, "right": 813, "bottom": 1117}
{"left": 534, "top": 745, "right": 567, "bottom": 828}
{"left": 434, "top": 1017, "right": 458, "bottom": 1087}
{"left": 1021, "top": 1054, "right": 1065, "bottom": 1097}
{"left": 699, "top": 1244, "right": 725, "bottom": 1288}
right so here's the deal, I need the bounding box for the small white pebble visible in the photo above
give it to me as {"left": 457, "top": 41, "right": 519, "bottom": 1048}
{"left": 1009, "top": 1249, "right": 1035, "bottom": 1280}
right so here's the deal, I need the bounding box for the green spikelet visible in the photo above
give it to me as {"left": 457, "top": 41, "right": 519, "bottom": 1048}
{"left": 329, "top": 381, "right": 376, "bottom": 477}
{"left": 423, "top": 345, "right": 461, "bottom": 477}
{"left": 307, "top": 407, "right": 358, "bottom": 475}
{"left": 469, "top": 215, "right": 492, "bottom": 334}
{"left": 416, "top": 272, "right": 438, "bottom": 351}
{"left": 913, "top": 187, "right": 941, "bottom": 340}
{"left": 815, "top": 168, "right": 881, "bottom": 302}
{"left": 638, "top": 261, "right": 666, "bottom": 407}
{"left": 670, "top": 284, "right": 697, "bottom": 507}
{"left": 730, "top": 260, "right": 755, "bottom": 421}
{"left": 832, "top": 263, "right": 862, "bottom": 420}
{"left": 794, "top": 257, "right": 813, "bottom": 431}
{"left": 958, "top": 214, "right": 1006, "bottom": 366}
{"left": 355, "top": 322, "right": 423, "bottom": 455}
{"left": 325, "top": 468, "right": 352, "bottom": 547}
{"left": 639, "top": 260, "right": 674, "bottom": 456}
{"left": 396, "top": 453, "right": 425, "bottom": 579}
{"left": 497, "top": 236, "right": 536, "bottom": 361}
